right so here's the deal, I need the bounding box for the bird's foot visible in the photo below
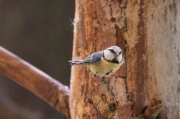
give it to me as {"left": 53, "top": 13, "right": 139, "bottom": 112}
{"left": 92, "top": 73, "right": 101, "bottom": 80}
{"left": 105, "top": 70, "right": 113, "bottom": 76}
{"left": 101, "top": 76, "right": 106, "bottom": 81}
{"left": 101, "top": 76, "right": 109, "bottom": 84}
{"left": 100, "top": 71, "right": 112, "bottom": 81}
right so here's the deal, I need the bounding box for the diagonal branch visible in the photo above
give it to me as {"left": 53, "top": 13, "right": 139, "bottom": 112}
{"left": 0, "top": 46, "right": 70, "bottom": 118}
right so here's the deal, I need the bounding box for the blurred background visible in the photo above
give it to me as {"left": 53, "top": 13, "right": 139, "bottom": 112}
{"left": 0, "top": 0, "right": 74, "bottom": 119}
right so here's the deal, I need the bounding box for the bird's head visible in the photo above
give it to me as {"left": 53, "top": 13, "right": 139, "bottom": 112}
{"left": 103, "top": 46, "right": 124, "bottom": 63}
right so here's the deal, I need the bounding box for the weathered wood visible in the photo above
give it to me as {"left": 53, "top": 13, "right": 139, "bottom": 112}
{"left": 125, "top": 0, "right": 180, "bottom": 118}
{"left": 125, "top": 0, "right": 148, "bottom": 116}
{"left": 0, "top": 46, "right": 70, "bottom": 118}
{"left": 0, "top": 0, "right": 178, "bottom": 118}
{"left": 146, "top": 1, "right": 180, "bottom": 118}
{"left": 71, "top": 0, "right": 180, "bottom": 118}
{"left": 144, "top": 98, "right": 163, "bottom": 119}
{"left": 70, "top": 0, "right": 130, "bottom": 118}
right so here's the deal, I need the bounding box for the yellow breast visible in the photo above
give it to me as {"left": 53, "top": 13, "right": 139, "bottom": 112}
{"left": 89, "top": 58, "right": 123, "bottom": 77}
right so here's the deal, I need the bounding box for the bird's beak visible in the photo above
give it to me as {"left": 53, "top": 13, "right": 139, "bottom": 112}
{"left": 115, "top": 53, "right": 119, "bottom": 57}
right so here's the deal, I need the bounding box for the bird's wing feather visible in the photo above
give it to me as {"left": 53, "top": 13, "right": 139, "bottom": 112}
{"left": 83, "top": 51, "right": 103, "bottom": 64}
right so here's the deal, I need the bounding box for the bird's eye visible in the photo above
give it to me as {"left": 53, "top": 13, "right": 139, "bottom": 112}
{"left": 119, "top": 52, "right": 122, "bottom": 55}
{"left": 109, "top": 49, "right": 116, "bottom": 54}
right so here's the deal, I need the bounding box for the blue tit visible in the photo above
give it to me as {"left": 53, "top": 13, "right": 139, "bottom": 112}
{"left": 68, "top": 46, "right": 124, "bottom": 79}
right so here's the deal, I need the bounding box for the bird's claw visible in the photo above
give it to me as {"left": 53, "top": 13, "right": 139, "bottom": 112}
{"left": 101, "top": 76, "right": 106, "bottom": 81}
{"left": 92, "top": 73, "right": 101, "bottom": 80}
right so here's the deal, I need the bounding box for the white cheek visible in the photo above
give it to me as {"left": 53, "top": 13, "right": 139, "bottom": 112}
{"left": 104, "top": 50, "right": 114, "bottom": 60}
{"left": 117, "top": 54, "right": 123, "bottom": 62}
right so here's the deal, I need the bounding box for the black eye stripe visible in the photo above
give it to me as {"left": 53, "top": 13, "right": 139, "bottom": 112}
{"left": 109, "top": 49, "right": 116, "bottom": 54}
{"left": 109, "top": 49, "right": 122, "bottom": 55}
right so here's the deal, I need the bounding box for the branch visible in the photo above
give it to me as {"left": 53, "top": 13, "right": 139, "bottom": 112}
{"left": 143, "top": 98, "right": 163, "bottom": 119}
{"left": 0, "top": 46, "right": 70, "bottom": 118}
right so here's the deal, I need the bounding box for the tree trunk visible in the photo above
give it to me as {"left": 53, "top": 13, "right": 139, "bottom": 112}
{"left": 70, "top": 0, "right": 179, "bottom": 119}
{"left": 145, "top": 0, "right": 180, "bottom": 119}
{"left": 70, "top": 0, "right": 131, "bottom": 119}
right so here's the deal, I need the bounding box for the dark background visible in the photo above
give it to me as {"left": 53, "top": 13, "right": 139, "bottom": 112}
{"left": 0, "top": 0, "right": 74, "bottom": 119}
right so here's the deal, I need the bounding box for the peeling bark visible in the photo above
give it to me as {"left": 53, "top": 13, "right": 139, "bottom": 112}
{"left": 71, "top": 0, "right": 180, "bottom": 118}
{"left": 125, "top": 0, "right": 180, "bottom": 118}
{"left": 0, "top": 0, "right": 178, "bottom": 119}
{"left": 146, "top": 1, "right": 180, "bottom": 118}
{"left": 70, "top": 0, "right": 130, "bottom": 119}
{"left": 125, "top": 0, "right": 147, "bottom": 116}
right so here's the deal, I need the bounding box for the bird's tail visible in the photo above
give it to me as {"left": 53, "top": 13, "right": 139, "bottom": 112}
{"left": 68, "top": 60, "right": 87, "bottom": 65}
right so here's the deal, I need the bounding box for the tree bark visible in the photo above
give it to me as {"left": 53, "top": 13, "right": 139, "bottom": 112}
{"left": 70, "top": 0, "right": 179, "bottom": 119}
{"left": 145, "top": 0, "right": 180, "bottom": 118}
{"left": 0, "top": 47, "right": 70, "bottom": 118}
{"left": 70, "top": 0, "right": 131, "bottom": 119}
{"left": 0, "top": 0, "right": 179, "bottom": 119}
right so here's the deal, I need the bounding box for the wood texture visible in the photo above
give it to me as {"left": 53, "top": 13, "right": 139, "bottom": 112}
{"left": 71, "top": 0, "right": 180, "bottom": 118}
{"left": 0, "top": 46, "right": 70, "bottom": 118}
{"left": 0, "top": 0, "right": 179, "bottom": 118}
{"left": 125, "top": 0, "right": 180, "bottom": 118}
{"left": 70, "top": 0, "right": 131, "bottom": 118}
{"left": 146, "top": 0, "right": 180, "bottom": 118}
{"left": 125, "top": 0, "right": 147, "bottom": 116}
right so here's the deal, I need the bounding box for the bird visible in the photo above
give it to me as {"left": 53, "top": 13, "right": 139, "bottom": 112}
{"left": 68, "top": 46, "right": 124, "bottom": 80}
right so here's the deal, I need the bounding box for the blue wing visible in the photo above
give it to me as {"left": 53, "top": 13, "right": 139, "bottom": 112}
{"left": 68, "top": 51, "right": 103, "bottom": 65}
